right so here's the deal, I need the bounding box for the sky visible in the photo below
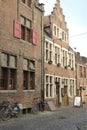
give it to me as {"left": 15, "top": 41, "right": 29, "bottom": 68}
{"left": 39, "top": 0, "right": 87, "bottom": 57}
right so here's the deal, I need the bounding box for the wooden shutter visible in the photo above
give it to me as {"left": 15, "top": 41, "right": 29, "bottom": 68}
{"left": 32, "top": 30, "right": 37, "bottom": 45}
{"left": 13, "top": 20, "right": 21, "bottom": 39}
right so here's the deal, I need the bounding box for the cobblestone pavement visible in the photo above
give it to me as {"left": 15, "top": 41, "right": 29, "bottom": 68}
{"left": 0, "top": 105, "right": 87, "bottom": 130}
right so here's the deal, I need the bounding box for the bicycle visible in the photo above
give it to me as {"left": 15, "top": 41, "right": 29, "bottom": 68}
{"left": 0, "top": 101, "right": 20, "bottom": 121}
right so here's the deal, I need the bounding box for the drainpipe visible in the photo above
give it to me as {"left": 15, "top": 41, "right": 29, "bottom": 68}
{"left": 41, "top": 11, "right": 45, "bottom": 103}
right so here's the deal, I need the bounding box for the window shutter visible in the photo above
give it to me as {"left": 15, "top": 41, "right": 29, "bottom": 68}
{"left": 32, "top": 30, "right": 37, "bottom": 45}
{"left": 13, "top": 20, "right": 21, "bottom": 39}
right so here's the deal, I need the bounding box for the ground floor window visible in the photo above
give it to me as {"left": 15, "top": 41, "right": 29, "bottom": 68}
{"left": 45, "top": 75, "right": 54, "bottom": 98}
{"left": 23, "top": 59, "right": 35, "bottom": 90}
{"left": 70, "top": 80, "right": 74, "bottom": 96}
{"left": 0, "top": 53, "right": 17, "bottom": 90}
{"left": 0, "top": 67, "right": 17, "bottom": 90}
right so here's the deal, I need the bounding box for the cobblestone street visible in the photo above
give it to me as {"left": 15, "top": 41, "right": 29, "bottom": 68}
{"left": 0, "top": 105, "right": 87, "bottom": 130}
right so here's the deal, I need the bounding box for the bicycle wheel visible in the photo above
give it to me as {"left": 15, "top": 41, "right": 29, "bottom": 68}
{"left": 1, "top": 107, "right": 11, "bottom": 121}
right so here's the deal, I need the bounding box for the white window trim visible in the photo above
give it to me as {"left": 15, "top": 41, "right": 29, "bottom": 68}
{"left": 45, "top": 74, "right": 54, "bottom": 98}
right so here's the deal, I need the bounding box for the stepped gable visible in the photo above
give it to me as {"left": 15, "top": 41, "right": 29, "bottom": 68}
{"left": 51, "top": 0, "right": 67, "bottom": 29}
{"left": 44, "top": 0, "right": 68, "bottom": 39}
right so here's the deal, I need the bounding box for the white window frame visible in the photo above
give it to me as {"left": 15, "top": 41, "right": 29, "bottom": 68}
{"left": 45, "top": 74, "right": 54, "bottom": 98}
{"left": 54, "top": 44, "right": 61, "bottom": 65}
{"left": 45, "top": 39, "right": 53, "bottom": 63}
{"left": 61, "top": 48, "right": 68, "bottom": 67}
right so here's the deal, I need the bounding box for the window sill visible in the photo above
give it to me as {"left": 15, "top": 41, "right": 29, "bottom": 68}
{"left": 20, "top": 39, "right": 32, "bottom": 45}
{"left": 23, "top": 89, "right": 35, "bottom": 92}
{"left": 0, "top": 90, "right": 17, "bottom": 93}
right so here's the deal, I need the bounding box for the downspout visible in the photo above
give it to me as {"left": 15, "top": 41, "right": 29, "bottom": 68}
{"left": 17, "top": 0, "right": 19, "bottom": 20}
{"left": 41, "top": 10, "right": 45, "bottom": 103}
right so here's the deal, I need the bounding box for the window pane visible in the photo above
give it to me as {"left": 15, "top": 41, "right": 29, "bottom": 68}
{"left": 20, "top": 16, "right": 25, "bottom": 25}
{"left": 9, "top": 55, "right": 16, "bottom": 68}
{"left": 29, "top": 60, "right": 35, "bottom": 70}
{"left": 0, "top": 68, "right": 7, "bottom": 90}
{"left": 27, "top": 28, "right": 31, "bottom": 42}
{"left": 23, "top": 71, "right": 28, "bottom": 90}
{"left": 1, "top": 53, "right": 8, "bottom": 67}
{"left": 8, "top": 69, "right": 16, "bottom": 90}
{"left": 26, "top": 20, "right": 31, "bottom": 28}
{"left": 21, "top": 25, "right": 25, "bottom": 40}
{"left": 21, "top": 0, "right": 25, "bottom": 3}
{"left": 30, "top": 72, "right": 35, "bottom": 90}
{"left": 46, "top": 84, "right": 49, "bottom": 97}
{"left": 23, "top": 59, "right": 28, "bottom": 70}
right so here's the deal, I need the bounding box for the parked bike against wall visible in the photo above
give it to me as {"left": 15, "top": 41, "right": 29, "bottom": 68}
{"left": 0, "top": 101, "right": 20, "bottom": 121}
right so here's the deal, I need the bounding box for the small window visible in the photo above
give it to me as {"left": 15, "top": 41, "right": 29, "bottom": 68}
{"left": 27, "top": 28, "right": 31, "bottom": 42}
{"left": 21, "top": 0, "right": 25, "bottom": 3}
{"left": 27, "top": 0, "right": 31, "bottom": 7}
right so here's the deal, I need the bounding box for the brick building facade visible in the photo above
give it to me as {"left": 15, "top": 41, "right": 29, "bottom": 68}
{"left": 43, "top": 0, "right": 76, "bottom": 107}
{"left": 0, "top": 0, "right": 44, "bottom": 109}
{"left": 75, "top": 52, "right": 87, "bottom": 103}
{"left": 0, "top": 0, "right": 87, "bottom": 111}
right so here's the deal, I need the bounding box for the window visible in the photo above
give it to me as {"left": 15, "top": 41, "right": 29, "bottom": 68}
{"left": 21, "top": 25, "right": 25, "bottom": 40}
{"left": 83, "top": 67, "right": 86, "bottom": 78}
{"left": 23, "top": 59, "right": 35, "bottom": 90}
{"left": 62, "top": 31, "right": 64, "bottom": 40}
{"left": 53, "top": 24, "right": 67, "bottom": 42}
{"left": 62, "top": 50, "right": 67, "bottom": 67}
{"left": 27, "top": 0, "right": 31, "bottom": 7}
{"left": 21, "top": 0, "right": 31, "bottom": 7}
{"left": 45, "top": 41, "right": 53, "bottom": 62}
{"left": 69, "top": 52, "right": 74, "bottom": 69}
{"left": 21, "top": 0, "right": 25, "bottom": 3}
{"left": 57, "top": 28, "right": 59, "bottom": 38}
{"left": 20, "top": 16, "right": 31, "bottom": 42}
{"left": 54, "top": 26, "right": 56, "bottom": 36}
{"left": 0, "top": 53, "right": 17, "bottom": 90}
{"left": 20, "top": 16, "right": 37, "bottom": 45}
{"left": 54, "top": 46, "right": 60, "bottom": 64}
{"left": 79, "top": 66, "right": 82, "bottom": 77}
{"left": 45, "top": 75, "right": 53, "bottom": 98}
{"left": 70, "top": 80, "right": 74, "bottom": 96}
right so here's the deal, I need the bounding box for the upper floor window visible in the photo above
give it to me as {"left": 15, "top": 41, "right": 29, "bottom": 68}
{"left": 83, "top": 67, "right": 86, "bottom": 78}
{"left": 79, "top": 66, "right": 82, "bottom": 77}
{"left": 62, "top": 50, "right": 67, "bottom": 67}
{"left": 62, "top": 31, "right": 64, "bottom": 40}
{"left": 54, "top": 46, "right": 60, "bottom": 65}
{"left": 45, "top": 41, "right": 53, "bottom": 63}
{"left": 53, "top": 24, "right": 68, "bottom": 42}
{"left": 21, "top": 0, "right": 31, "bottom": 7}
{"left": 54, "top": 26, "right": 56, "bottom": 36}
{"left": 20, "top": 16, "right": 32, "bottom": 42}
{"left": 79, "top": 66, "right": 86, "bottom": 78}
{"left": 13, "top": 19, "right": 37, "bottom": 45}
{"left": 69, "top": 52, "right": 74, "bottom": 69}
